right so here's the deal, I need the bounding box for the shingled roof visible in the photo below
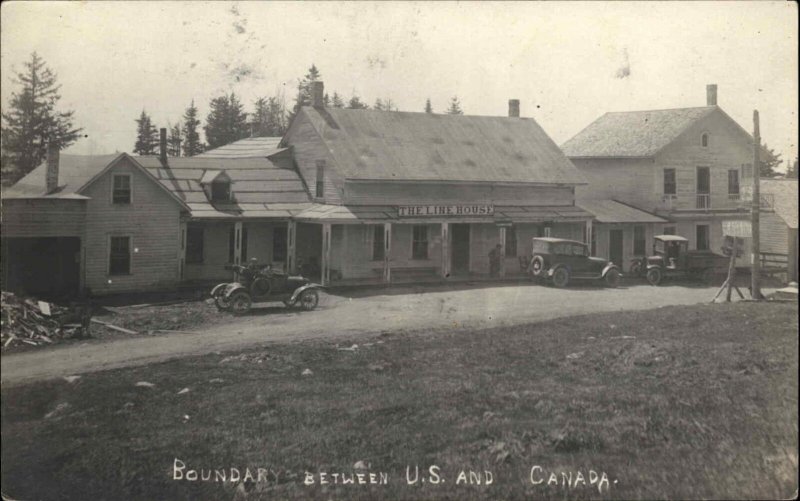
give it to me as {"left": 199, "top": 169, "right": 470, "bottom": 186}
{"left": 3, "top": 154, "right": 121, "bottom": 199}
{"left": 561, "top": 106, "right": 718, "bottom": 158}
{"left": 197, "top": 137, "right": 285, "bottom": 159}
{"left": 295, "top": 107, "right": 586, "bottom": 185}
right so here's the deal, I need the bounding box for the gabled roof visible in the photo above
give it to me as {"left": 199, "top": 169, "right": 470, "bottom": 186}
{"left": 196, "top": 137, "right": 285, "bottom": 159}
{"left": 562, "top": 106, "right": 718, "bottom": 158}
{"left": 4, "top": 154, "right": 121, "bottom": 199}
{"left": 578, "top": 199, "right": 667, "bottom": 224}
{"left": 135, "top": 156, "right": 311, "bottom": 219}
{"left": 294, "top": 107, "right": 586, "bottom": 185}
{"left": 760, "top": 178, "right": 798, "bottom": 229}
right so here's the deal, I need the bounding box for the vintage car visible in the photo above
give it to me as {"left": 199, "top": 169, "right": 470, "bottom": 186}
{"left": 630, "top": 235, "right": 728, "bottom": 286}
{"left": 211, "top": 261, "right": 324, "bottom": 314}
{"left": 529, "top": 237, "right": 621, "bottom": 288}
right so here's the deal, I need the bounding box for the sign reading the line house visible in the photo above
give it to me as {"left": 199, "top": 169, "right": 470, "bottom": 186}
{"left": 397, "top": 205, "right": 494, "bottom": 217}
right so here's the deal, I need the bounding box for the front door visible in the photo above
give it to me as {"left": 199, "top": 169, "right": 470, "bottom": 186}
{"left": 609, "top": 229, "right": 624, "bottom": 267}
{"left": 451, "top": 224, "right": 470, "bottom": 274}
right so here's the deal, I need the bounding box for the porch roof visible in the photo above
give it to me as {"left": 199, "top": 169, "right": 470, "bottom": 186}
{"left": 293, "top": 204, "right": 592, "bottom": 223}
{"left": 577, "top": 199, "right": 667, "bottom": 224}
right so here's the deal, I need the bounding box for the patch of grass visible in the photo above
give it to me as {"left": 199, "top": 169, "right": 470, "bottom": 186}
{"left": 1, "top": 302, "right": 797, "bottom": 500}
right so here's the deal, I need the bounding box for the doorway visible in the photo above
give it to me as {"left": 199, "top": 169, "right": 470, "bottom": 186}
{"left": 451, "top": 224, "right": 471, "bottom": 274}
{"left": 697, "top": 167, "right": 710, "bottom": 208}
{"left": 609, "top": 229, "right": 624, "bottom": 267}
{"left": 2, "top": 237, "right": 81, "bottom": 299}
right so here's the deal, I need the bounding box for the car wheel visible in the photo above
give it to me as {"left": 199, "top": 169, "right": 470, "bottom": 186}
{"left": 604, "top": 269, "right": 621, "bottom": 288}
{"left": 229, "top": 291, "right": 252, "bottom": 315}
{"left": 299, "top": 289, "right": 319, "bottom": 311}
{"left": 214, "top": 294, "right": 232, "bottom": 311}
{"left": 530, "top": 255, "right": 545, "bottom": 277}
{"left": 646, "top": 267, "right": 662, "bottom": 286}
{"left": 551, "top": 267, "right": 570, "bottom": 288}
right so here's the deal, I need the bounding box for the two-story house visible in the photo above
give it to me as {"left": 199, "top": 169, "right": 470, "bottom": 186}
{"left": 281, "top": 82, "right": 592, "bottom": 285}
{"left": 562, "top": 85, "right": 756, "bottom": 271}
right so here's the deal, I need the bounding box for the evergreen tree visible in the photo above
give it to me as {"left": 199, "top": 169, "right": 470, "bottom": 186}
{"left": 373, "top": 98, "right": 397, "bottom": 111}
{"left": 424, "top": 98, "right": 433, "bottom": 114}
{"left": 759, "top": 143, "right": 782, "bottom": 177}
{"left": 290, "top": 64, "right": 322, "bottom": 117}
{"left": 347, "top": 95, "right": 369, "bottom": 110}
{"left": 168, "top": 122, "right": 182, "bottom": 157}
{"left": 133, "top": 110, "right": 158, "bottom": 155}
{"left": 204, "top": 93, "right": 249, "bottom": 149}
{"left": 446, "top": 96, "right": 463, "bottom": 115}
{"left": 181, "top": 99, "right": 202, "bottom": 157}
{"left": 252, "top": 96, "right": 288, "bottom": 137}
{"left": 786, "top": 157, "right": 798, "bottom": 179}
{"left": 331, "top": 92, "right": 345, "bottom": 108}
{"left": 1, "top": 52, "right": 82, "bottom": 183}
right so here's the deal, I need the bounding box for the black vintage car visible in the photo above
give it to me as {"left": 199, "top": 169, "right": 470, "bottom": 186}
{"left": 529, "top": 237, "right": 621, "bottom": 288}
{"left": 210, "top": 261, "right": 324, "bottom": 314}
{"left": 630, "top": 235, "right": 728, "bottom": 286}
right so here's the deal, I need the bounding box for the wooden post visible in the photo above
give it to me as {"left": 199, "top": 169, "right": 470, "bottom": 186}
{"left": 234, "top": 221, "right": 243, "bottom": 265}
{"left": 441, "top": 222, "right": 450, "bottom": 279}
{"left": 751, "top": 110, "right": 763, "bottom": 299}
{"left": 383, "top": 222, "right": 392, "bottom": 284}
{"left": 725, "top": 250, "right": 737, "bottom": 302}
{"left": 499, "top": 226, "right": 507, "bottom": 278}
{"left": 178, "top": 221, "right": 187, "bottom": 281}
{"left": 585, "top": 219, "right": 593, "bottom": 246}
{"left": 287, "top": 220, "right": 297, "bottom": 274}
{"left": 322, "top": 223, "right": 331, "bottom": 286}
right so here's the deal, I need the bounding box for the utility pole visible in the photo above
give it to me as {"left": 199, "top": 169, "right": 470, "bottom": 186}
{"left": 751, "top": 110, "right": 763, "bottom": 299}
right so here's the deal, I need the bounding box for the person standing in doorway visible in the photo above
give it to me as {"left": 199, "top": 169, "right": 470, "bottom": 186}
{"left": 489, "top": 244, "right": 503, "bottom": 277}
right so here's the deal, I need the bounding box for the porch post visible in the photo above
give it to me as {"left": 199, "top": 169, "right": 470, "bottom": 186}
{"left": 179, "top": 221, "right": 187, "bottom": 281}
{"left": 499, "top": 226, "right": 507, "bottom": 278}
{"left": 287, "top": 220, "right": 297, "bottom": 274}
{"left": 441, "top": 222, "right": 450, "bottom": 278}
{"left": 234, "top": 221, "right": 243, "bottom": 265}
{"left": 383, "top": 222, "right": 392, "bottom": 284}
{"left": 585, "top": 219, "right": 593, "bottom": 246}
{"left": 322, "top": 223, "right": 332, "bottom": 286}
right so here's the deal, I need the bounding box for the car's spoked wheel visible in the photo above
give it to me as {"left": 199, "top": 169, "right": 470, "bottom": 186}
{"left": 530, "top": 256, "right": 545, "bottom": 277}
{"left": 299, "top": 289, "right": 319, "bottom": 311}
{"left": 551, "top": 267, "right": 570, "bottom": 288}
{"left": 646, "top": 267, "right": 663, "bottom": 286}
{"left": 229, "top": 291, "right": 252, "bottom": 315}
{"left": 214, "top": 294, "right": 232, "bottom": 311}
{"left": 604, "top": 269, "right": 621, "bottom": 288}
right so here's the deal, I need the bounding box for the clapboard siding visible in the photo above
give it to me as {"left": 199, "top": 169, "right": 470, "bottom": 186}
{"left": 573, "top": 158, "right": 655, "bottom": 208}
{"left": 344, "top": 182, "right": 574, "bottom": 206}
{"left": 1, "top": 199, "right": 86, "bottom": 237}
{"left": 284, "top": 112, "right": 343, "bottom": 204}
{"left": 761, "top": 212, "right": 788, "bottom": 254}
{"left": 80, "top": 157, "right": 184, "bottom": 294}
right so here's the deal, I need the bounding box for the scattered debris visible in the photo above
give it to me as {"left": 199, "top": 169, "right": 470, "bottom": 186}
{"left": 177, "top": 387, "right": 190, "bottom": 395}
{"left": 63, "top": 375, "right": 82, "bottom": 384}
{"left": 301, "top": 368, "right": 313, "bottom": 376}
{"left": 338, "top": 344, "right": 359, "bottom": 352}
{"left": 44, "top": 402, "right": 70, "bottom": 419}
{"left": 209, "top": 378, "right": 224, "bottom": 384}
{"left": 135, "top": 381, "right": 156, "bottom": 388}
{"left": 1, "top": 291, "right": 92, "bottom": 348}
{"left": 566, "top": 351, "right": 585, "bottom": 360}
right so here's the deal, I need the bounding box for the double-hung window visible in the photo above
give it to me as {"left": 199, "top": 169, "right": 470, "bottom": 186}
{"left": 109, "top": 236, "right": 131, "bottom": 275}
{"left": 112, "top": 174, "right": 131, "bottom": 204}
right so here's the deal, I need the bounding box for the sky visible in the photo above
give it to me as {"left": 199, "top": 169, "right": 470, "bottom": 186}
{"left": 1, "top": 1, "right": 797, "bottom": 170}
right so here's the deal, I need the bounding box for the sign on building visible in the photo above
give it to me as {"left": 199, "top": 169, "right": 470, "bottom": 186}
{"left": 722, "top": 220, "right": 751, "bottom": 237}
{"left": 397, "top": 205, "right": 494, "bottom": 217}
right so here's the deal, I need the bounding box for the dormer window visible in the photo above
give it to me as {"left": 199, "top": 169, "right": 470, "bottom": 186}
{"left": 701, "top": 133, "right": 709, "bottom": 147}
{"left": 200, "top": 170, "right": 233, "bottom": 203}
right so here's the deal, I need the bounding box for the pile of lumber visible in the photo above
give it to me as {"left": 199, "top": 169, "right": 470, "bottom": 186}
{"left": 1, "top": 291, "right": 92, "bottom": 348}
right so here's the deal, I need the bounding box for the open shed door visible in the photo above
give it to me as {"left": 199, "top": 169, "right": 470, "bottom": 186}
{"left": 1, "top": 237, "right": 81, "bottom": 299}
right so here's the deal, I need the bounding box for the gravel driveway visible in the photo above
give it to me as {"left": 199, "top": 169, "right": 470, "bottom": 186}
{"left": 1, "top": 282, "right": 752, "bottom": 385}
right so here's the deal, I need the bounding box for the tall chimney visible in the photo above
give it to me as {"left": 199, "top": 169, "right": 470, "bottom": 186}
{"left": 508, "top": 99, "right": 520, "bottom": 118}
{"left": 46, "top": 143, "right": 60, "bottom": 193}
{"left": 706, "top": 84, "right": 718, "bottom": 106}
{"left": 310, "top": 81, "right": 324, "bottom": 108}
{"left": 159, "top": 127, "right": 167, "bottom": 165}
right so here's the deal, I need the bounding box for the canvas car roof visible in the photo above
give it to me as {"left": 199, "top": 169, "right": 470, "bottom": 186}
{"left": 654, "top": 235, "right": 689, "bottom": 242}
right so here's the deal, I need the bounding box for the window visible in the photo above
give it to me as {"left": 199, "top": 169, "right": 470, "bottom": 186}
{"left": 211, "top": 181, "right": 230, "bottom": 202}
{"left": 633, "top": 225, "right": 646, "bottom": 255}
{"left": 663, "top": 226, "right": 676, "bottom": 235}
{"left": 273, "top": 226, "right": 287, "bottom": 262}
{"left": 109, "top": 236, "right": 131, "bottom": 275}
{"left": 112, "top": 174, "right": 131, "bottom": 204}
{"left": 228, "top": 226, "right": 248, "bottom": 263}
{"left": 186, "top": 226, "right": 204, "bottom": 264}
{"left": 728, "top": 169, "right": 740, "bottom": 197}
{"left": 504, "top": 227, "right": 517, "bottom": 257}
{"left": 412, "top": 225, "right": 428, "bottom": 260}
{"left": 315, "top": 160, "right": 325, "bottom": 198}
{"left": 663, "top": 168, "right": 676, "bottom": 195}
{"left": 701, "top": 133, "right": 709, "bottom": 147}
{"left": 696, "top": 225, "right": 710, "bottom": 251}
{"left": 372, "top": 225, "right": 385, "bottom": 261}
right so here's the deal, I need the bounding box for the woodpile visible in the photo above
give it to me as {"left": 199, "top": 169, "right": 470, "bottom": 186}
{"left": 1, "top": 291, "right": 92, "bottom": 348}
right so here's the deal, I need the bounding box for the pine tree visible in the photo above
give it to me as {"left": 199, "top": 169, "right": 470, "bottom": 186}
{"left": 786, "top": 158, "right": 798, "bottom": 179}
{"left": 204, "top": 93, "right": 249, "bottom": 149}
{"left": 424, "top": 98, "right": 433, "bottom": 114}
{"left": 373, "top": 98, "right": 397, "bottom": 111}
{"left": 446, "top": 96, "right": 463, "bottom": 115}
{"left": 290, "top": 64, "right": 322, "bottom": 117}
{"left": 181, "top": 100, "right": 202, "bottom": 157}
{"left": 347, "top": 95, "right": 369, "bottom": 110}
{"left": 168, "top": 122, "right": 182, "bottom": 157}
{"left": 331, "top": 92, "right": 345, "bottom": 109}
{"left": 1, "top": 52, "right": 82, "bottom": 183}
{"left": 133, "top": 110, "right": 158, "bottom": 155}
{"left": 252, "top": 96, "right": 288, "bottom": 137}
{"left": 759, "top": 143, "right": 782, "bottom": 177}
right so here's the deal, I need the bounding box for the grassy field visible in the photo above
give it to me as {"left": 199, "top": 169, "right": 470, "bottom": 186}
{"left": 1, "top": 302, "right": 797, "bottom": 500}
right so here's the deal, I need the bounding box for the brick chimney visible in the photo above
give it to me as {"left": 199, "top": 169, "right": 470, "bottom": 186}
{"left": 310, "top": 81, "right": 324, "bottom": 108}
{"left": 706, "top": 84, "right": 718, "bottom": 106}
{"left": 508, "top": 99, "right": 520, "bottom": 118}
{"left": 46, "top": 143, "right": 60, "bottom": 193}
{"left": 160, "top": 127, "right": 167, "bottom": 165}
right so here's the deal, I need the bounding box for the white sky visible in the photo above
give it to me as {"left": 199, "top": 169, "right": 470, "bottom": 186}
{"left": 2, "top": 1, "right": 797, "bottom": 170}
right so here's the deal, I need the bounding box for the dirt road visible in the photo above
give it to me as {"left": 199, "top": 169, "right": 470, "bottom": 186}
{"left": 1, "top": 282, "right": 748, "bottom": 385}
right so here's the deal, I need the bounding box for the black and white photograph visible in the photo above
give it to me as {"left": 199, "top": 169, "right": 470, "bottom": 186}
{"left": 1, "top": 1, "right": 797, "bottom": 499}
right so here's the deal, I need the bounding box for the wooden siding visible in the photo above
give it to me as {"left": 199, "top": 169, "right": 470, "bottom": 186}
{"left": 1, "top": 199, "right": 85, "bottom": 237}
{"left": 344, "top": 182, "right": 574, "bottom": 206}
{"left": 573, "top": 158, "right": 656, "bottom": 209}
{"left": 761, "top": 211, "right": 789, "bottom": 255}
{"left": 284, "top": 112, "right": 344, "bottom": 204}
{"left": 80, "top": 157, "right": 184, "bottom": 294}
